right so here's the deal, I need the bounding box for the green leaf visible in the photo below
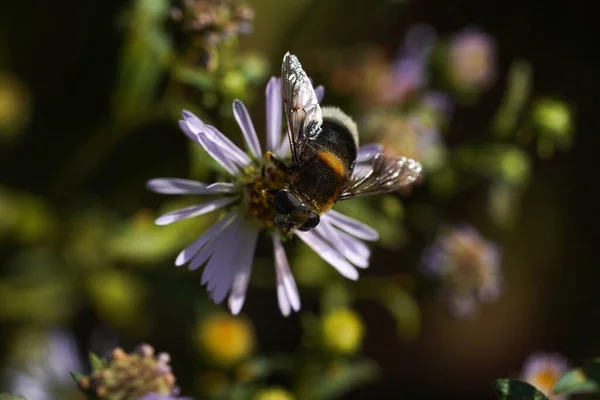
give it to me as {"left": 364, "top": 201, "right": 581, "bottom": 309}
{"left": 70, "top": 371, "right": 86, "bottom": 385}
{"left": 492, "top": 379, "right": 550, "bottom": 400}
{"left": 554, "top": 358, "right": 600, "bottom": 395}
{"left": 89, "top": 352, "right": 105, "bottom": 372}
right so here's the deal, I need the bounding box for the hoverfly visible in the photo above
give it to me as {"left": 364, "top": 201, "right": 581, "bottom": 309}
{"left": 267, "top": 52, "right": 423, "bottom": 233}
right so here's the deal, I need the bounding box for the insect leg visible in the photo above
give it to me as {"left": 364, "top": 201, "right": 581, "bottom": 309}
{"left": 265, "top": 151, "right": 288, "bottom": 172}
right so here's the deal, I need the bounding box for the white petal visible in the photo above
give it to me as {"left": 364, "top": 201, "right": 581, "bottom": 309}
{"left": 295, "top": 230, "right": 359, "bottom": 280}
{"left": 155, "top": 197, "right": 237, "bottom": 226}
{"left": 322, "top": 210, "right": 379, "bottom": 241}
{"left": 316, "top": 221, "right": 370, "bottom": 268}
{"left": 147, "top": 178, "right": 237, "bottom": 195}
{"left": 228, "top": 222, "right": 259, "bottom": 314}
{"left": 233, "top": 100, "right": 262, "bottom": 158}
{"left": 201, "top": 216, "right": 243, "bottom": 284}
{"left": 315, "top": 85, "right": 325, "bottom": 103}
{"left": 175, "top": 211, "right": 238, "bottom": 266}
{"left": 265, "top": 77, "right": 283, "bottom": 153}
{"left": 277, "top": 281, "right": 291, "bottom": 316}
{"left": 272, "top": 233, "right": 300, "bottom": 312}
{"left": 180, "top": 120, "right": 239, "bottom": 176}
{"left": 356, "top": 143, "right": 384, "bottom": 163}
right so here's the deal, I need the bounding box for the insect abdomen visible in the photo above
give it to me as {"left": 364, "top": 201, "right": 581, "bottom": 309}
{"left": 290, "top": 120, "right": 357, "bottom": 214}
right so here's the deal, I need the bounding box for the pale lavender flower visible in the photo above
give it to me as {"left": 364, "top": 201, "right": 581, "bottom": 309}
{"left": 3, "top": 330, "right": 83, "bottom": 400}
{"left": 420, "top": 224, "right": 502, "bottom": 318}
{"left": 521, "top": 353, "right": 569, "bottom": 400}
{"left": 147, "top": 78, "right": 380, "bottom": 316}
{"left": 447, "top": 28, "right": 497, "bottom": 92}
{"left": 378, "top": 24, "right": 437, "bottom": 104}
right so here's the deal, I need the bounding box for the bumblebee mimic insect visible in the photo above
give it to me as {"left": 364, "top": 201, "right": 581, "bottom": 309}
{"left": 269, "top": 52, "right": 423, "bottom": 233}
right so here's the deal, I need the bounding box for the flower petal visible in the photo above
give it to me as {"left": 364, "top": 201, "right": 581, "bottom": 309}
{"left": 277, "top": 281, "right": 291, "bottom": 316}
{"left": 356, "top": 143, "right": 384, "bottom": 163}
{"left": 147, "top": 178, "right": 237, "bottom": 195}
{"left": 317, "top": 221, "right": 370, "bottom": 268}
{"left": 208, "top": 220, "right": 249, "bottom": 304}
{"left": 266, "top": 77, "right": 283, "bottom": 153}
{"left": 228, "top": 222, "right": 259, "bottom": 314}
{"left": 272, "top": 232, "right": 300, "bottom": 313}
{"left": 315, "top": 85, "right": 325, "bottom": 103}
{"left": 322, "top": 210, "right": 379, "bottom": 241}
{"left": 182, "top": 110, "right": 206, "bottom": 134}
{"left": 188, "top": 239, "right": 218, "bottom": 271}
{"left": 276, "top": 136, "right": 291, "bottom": 160}
{"left": 175, "top": 211, "right": 238, "bottom": 266}
{"left": 295, "top": 230, "right": 359, "bottom": 280}
{"left": 204, "top": 125, "right": 251, "bottom": 167}
{"left": 233, "top": 100, "right": 262, "bottom": 158}
{"left": 201, "top": 216, "right": 243, "bottom": 284}
{"left": 180, "top": 110, "right": 250, "bottom": 168}
{"left": 155, "top": 197, "right": 237, "bottom": 226}
{"left": 180, "top": 120, "right": 239, "bottom": 175}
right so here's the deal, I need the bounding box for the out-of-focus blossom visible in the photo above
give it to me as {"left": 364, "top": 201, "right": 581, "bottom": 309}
{"left": 447, "top": 28, "right": 497, "bottom": 94}
{"left": 171, "top": 0, "right": 254, "bottom": 70}
{"left": 147, "top": 73, "right": 385, "bottom": 316}
{"left": 320, "top": 25, "right": 435, "bottom": 108}
{"left": 420, "top": 224, "right": 502, "bottom": 318}
{"left": 195, "top": 313, "right": 255, "bottom": 367}
{"left": 0, "top": 71, "right": 31, "bottom": 141}
{"left": 321, "top": 309, "right": 365, "bottom": 355}
{"left": 520, "top": 353, "right": 569, "bottom": 400}
{"left": 376, "top": 24, "right": 437, "bottom": 105}
{"left": 364, "top": 110, "right": 445, "bottom": 171}
{"left": 3, "top": 330, "right": 83, "bottom": 400}
{"left": 253, "top": 387, "right": 296, "bottom": 400}
{"left": 74, "top": 344, "right": 186, "bottom": 399}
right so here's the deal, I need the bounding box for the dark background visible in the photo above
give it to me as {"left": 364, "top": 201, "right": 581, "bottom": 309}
{"left": 1, "top": 0, "right": 598, "bottom": 398}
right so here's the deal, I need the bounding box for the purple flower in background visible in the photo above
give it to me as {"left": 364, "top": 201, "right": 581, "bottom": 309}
{"left": 420, "top": 224, "right": 502, "bottom": 317}
{"left": 147, "top": 78, "right": 380, "bottom": 316}
{"left": 377, "top": 24, "right": 437, "bottom": 105}
{"left": 3, "top": 329, "right": 83, "bottom": 400}
{"left": 521, "top": 353, "right": 569, "bottom": 400}
{"left": 447, "top": 28, "right": 497, "bottom": 92}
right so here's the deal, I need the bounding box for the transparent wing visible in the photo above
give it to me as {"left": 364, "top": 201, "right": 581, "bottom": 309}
{"left": 281, "top": 52, "right": 323, "bottom": 164}
{"left": 338, "top": 153, "right": 423, "bottom": 200}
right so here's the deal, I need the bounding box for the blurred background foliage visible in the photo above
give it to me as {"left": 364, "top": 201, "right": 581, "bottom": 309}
{"left": 0, "top": 0, "right": 597, "bottom": 398}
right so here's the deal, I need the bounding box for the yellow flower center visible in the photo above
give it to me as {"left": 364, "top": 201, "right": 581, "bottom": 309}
{"left": 240, "top": 163, "right": 286, "bottom": 230}
{"left": 532, "top": 369, "right": 559, "bottom": 395}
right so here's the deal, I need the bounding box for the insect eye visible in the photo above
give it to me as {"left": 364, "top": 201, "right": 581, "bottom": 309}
{"left": 298, "top": 212, "right": 320, "bottom": 232}
{"left": 274, "top": 190, "right": 302, "bottom": 215}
